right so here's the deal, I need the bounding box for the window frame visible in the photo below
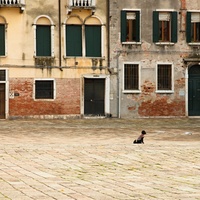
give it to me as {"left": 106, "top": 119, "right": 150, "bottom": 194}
{"left": 186, "top": 11, "right": 200, "bottom": 45}
{"left": 156, "top": 62, "right": 174, "bottom": 93}
{"left": 34, "top": 79, "right": 56, "bottom": 100}
{"left": 121, "top": 9, "right": 141, "bottom": 44}
{"left": 153, "top": 9, "right": 177, "bottom": 45}
{"left": 122, "top": 62, "right": 141, "bottom": 93}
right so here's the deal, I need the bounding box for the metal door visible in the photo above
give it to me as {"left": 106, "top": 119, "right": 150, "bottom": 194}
{"left": 84, "top": 78, "right": 105, "bottom": 116}
{"left": 188, "top": 65, "right": 200, "bottom": 116}
{"left": 0, "top": 83, "right": 5, "bottom": 119}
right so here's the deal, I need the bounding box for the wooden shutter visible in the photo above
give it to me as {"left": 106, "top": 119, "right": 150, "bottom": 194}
{"left": 85, "top": 25, "right": 101, "bottom": 57}
{"left": 153, "top": 11, "right": 159, "bottom": 43}
{"left": 186, "top": 12, "right": 192, "bottom": 43}
{"left": 171, "top": 12, "right": 178, "bottom": 43}
{"left": 121, "top": 10, "right": 127, "bottom": 42}
{"left": 135, "top": 11, "right": 140, "bottom": 42}
{"left": 0, "top": 25, "right": 5, "bottom": 56}
{"left": 36, "top": 25, "right": 51, "bottom": 56}
{"left": 66, "top": 25, "right": 82, "bottom": 56}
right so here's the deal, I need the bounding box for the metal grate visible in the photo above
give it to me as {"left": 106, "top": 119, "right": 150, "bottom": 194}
{"left": 35, "top": 80, "right": 54, "bottom": 99}
{"left": 124, "top": 64, "right": 139, "bottom": 90}
{"left": 0, "top": 70, "right": 6, "bottom": 81}
{"left": 157, "top": 64, "right": 172, "bottom": 90}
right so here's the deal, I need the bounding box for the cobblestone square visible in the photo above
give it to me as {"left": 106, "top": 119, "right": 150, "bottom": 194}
{"left": 0, "top": 118, "right": 200, "bottom": 200}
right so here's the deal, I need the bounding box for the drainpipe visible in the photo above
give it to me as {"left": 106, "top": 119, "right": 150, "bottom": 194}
{"left": 58, "top": 0, "right": 62, "bottom": 70}
{"left": 106, "top": 0, "right": 110, "bottom": 71}
{"left": 116, "top": 52, "right": 121, "bottom": 118}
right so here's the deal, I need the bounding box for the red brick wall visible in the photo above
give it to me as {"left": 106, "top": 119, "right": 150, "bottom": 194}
{"left": 137, "top": 79, "right": 185, "bottom": 117}
{"left": 9, "top": 78, "right": 80, "bottom": 117}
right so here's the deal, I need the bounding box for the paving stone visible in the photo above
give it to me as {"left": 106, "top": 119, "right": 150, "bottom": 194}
{"left": 0, "top": 118, "right": 200, "bottom": 199}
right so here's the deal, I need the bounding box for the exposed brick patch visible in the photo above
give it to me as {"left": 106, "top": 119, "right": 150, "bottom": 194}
{"left": 138, "top": 97, "right": 185, "bottom": 116}
{"left": 9, "top": 78, "right": 80, "bottom": 117}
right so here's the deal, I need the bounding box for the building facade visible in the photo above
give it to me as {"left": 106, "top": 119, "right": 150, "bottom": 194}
{"left": 109, "top": 0, "right": 200, "bottom": 118}
{"left": 0, "top": 0, "right": 110, "bottom": 119}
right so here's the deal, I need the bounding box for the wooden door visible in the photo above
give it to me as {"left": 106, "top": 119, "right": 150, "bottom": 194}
{"left": 0, "top": 83, "right": 5, "bottom": 119}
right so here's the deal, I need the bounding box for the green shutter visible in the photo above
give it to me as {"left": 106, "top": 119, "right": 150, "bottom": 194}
{"left": 85, "top": 25, "right": 101, "bottom": 57}
{"left": 121, "top": 10, "right": 127, "bottom": 42}
{"left": 0, "top": 25, "right": 5, "bottom": 56}
{"left": 171, "top": 12, "right": 178, "bottom": 43}
{"left": 135, "top": 11, "right": 140, "bottom": 42}
{"left": 66, "top": 25, "right": 82, "bottom": 56}
{"left": 186, "top": 12, "right": 192, "bottom": 43}
{"left": 36, "top": 25, "right": 51, "bottom": 56}
{"left": 153, "top": 11, "right": 159, "bottom": 43}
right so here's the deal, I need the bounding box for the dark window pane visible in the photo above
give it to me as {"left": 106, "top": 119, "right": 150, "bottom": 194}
{"left": 157, "top": 65, "right": 172, "bottom": 90}
{"left": 124, "top": 64, "right": 139, "bottom": 90}
{"left": 35, "top": 80, "right": 54, "bottom": 99}
{"left": 191, "top": 22, "right": 200, "bottom": 42}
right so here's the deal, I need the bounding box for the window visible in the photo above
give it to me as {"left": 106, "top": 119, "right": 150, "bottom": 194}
{"left": 65, "top": 16, "right": 102, "bottom": 58}
{"left": 123, "top": 63, "right": 140, "bottom": 92}
{"left": 186, "top": 12, "right": 200, "bottom": 43}
{"left": 35, "top": 80, "right": 54, "bottom": 99}
{"left": 0, "top": 70, "right": 6, "bottom": 81}
{"left": 153, "top": 11, "right": 177, "bottom": 43}
{"left": 0, "top": 24, "right": 5, "bottom": 56}
{"left": 34, "top": 16, "right": 54, "bottom": 57}
{"left": 36, "top": 25, "right": 51, "bottom": 56}
{"left": 66, "top": 25, "right": 82, "bottom": 56}
{"left": 121, "top": 10, "right": 140, "bottom": 43}
{"left": 157, "top": 64, "right": 173, "bottom": 91}
{"left": 85, "top": 25, "right": 101, "bottom": 57}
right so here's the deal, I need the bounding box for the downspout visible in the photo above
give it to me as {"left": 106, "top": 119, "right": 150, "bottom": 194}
{"left": 107, "top": 0, "right": 110, "bottom": 70}
{"left": 58, "top": 0, "right": 62, "bottom": 71}
{"left": 116, "top": 52, "right": 121, "bottom": 118}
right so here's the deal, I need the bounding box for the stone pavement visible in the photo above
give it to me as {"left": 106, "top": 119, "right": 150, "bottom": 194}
{"left": 0, "top": 118, "right": 200, "bottom": 200}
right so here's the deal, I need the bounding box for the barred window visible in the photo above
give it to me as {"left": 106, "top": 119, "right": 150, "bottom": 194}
{"left": 0, "top": 70, "right": 6, "bottom": 81}
{"left": 124, "top": 64, "right": 139, "bottom": 90}
{"left": 35, "top": 80, "right": 54, "bottom": 99}
{"left": 157, "top": 64, "right": 172, "bottom": 90}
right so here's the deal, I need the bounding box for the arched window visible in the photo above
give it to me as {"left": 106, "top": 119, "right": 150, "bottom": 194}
{"left": 0, "top": 16, "right": 6, "bottom": 56}
{"left": 85, "top": 16, "right": 102, "bottom": 57}
{"left": 65, "top": 16, "right": 83, "bottom": 57}
{"left": 34, "top": 16, "right": 54, "bottom": 57}
{"left": 64, "top": 15, "right": 103, "bottom": 58}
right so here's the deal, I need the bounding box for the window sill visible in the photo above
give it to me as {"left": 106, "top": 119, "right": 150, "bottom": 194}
{"left": 123, "top": 90, "right": 141, "bottom": 94}
{"left": 155, "top": 42, "right": 175, "bottom": 46}
{"left": 188, "top": 42, "right": 200, "bottom": 45}
{"left": 122, "top": 42, "right": 141, "bottom": 45}
{"left": 156, "top": 90, "right": 174, "bottom": 94}
{"left": 64, "top": 56, "right": 104, "bottom": 59}
{"left": 34, "top": 99, "right": 55, "bottom": 101}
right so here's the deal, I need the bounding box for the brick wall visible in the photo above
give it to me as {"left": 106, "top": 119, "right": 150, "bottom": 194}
{"left": 9, "top": 78, "right": 80, "bottom": 117}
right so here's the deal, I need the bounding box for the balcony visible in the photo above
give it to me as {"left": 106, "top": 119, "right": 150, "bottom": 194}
{"left": 0, "top": 0, "right": 25, "bottom": 12}
{"left": 68, "top": 0, "right": 95, "bottom": 13}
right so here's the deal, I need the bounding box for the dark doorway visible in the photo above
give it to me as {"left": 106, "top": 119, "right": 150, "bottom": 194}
{"left": 84, "top": 78, "right": 105, "bottom": 116}
{"left": 188, "top": 65, "right": 200, "bottom": 116}
{"left": 0, "top": 83, "right": 5, "bottom": 119}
